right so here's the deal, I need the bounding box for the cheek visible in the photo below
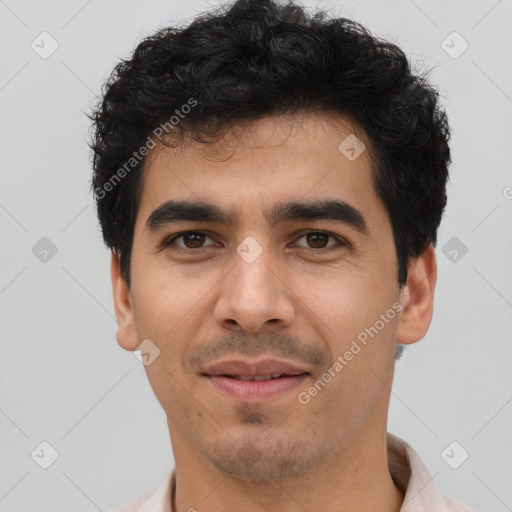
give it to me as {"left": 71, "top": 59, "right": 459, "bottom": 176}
{"left": 129, "top": 266, "right": 221, "bottom": 392}
{"left": 305, "top": 273, "right": 399, "bottom": 399}
{"left": 130, "top": 262, "right": 210, "bottom": 337}
{"left": 306, "top": 272, "right": 395, "bottom": 336}
{"left": 296, "top": 308, "right": 397, "bottom": 435}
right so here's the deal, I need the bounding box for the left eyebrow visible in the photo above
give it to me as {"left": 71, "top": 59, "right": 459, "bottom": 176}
{"left": 144, "top": 199, "right": 368, "bottom": 235}
{"left": 267, "top": 199, "right": 368, "bottom": 234}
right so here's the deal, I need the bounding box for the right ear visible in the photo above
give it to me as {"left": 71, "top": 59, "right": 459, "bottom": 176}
{"left": 111, "top": 251, "right": 139, "bottom": 351}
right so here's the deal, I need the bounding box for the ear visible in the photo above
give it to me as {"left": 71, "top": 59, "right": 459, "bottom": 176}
{"left": 111, "top": 251, "right": 139, "bottom": 351}
{"left": 395, "top": 244, "right": 437, "bottom": 345}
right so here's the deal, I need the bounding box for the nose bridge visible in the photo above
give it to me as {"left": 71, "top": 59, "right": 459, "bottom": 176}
{"left": 214, "top": 236, "right": 295, "bottom": 332}
{"left": 229, "top": 235, "right": 279, "bottom": 304}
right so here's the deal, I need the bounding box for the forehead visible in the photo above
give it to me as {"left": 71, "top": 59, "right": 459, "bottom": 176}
{"left": 135, "top": 113, "right": 385, "bottom": 231}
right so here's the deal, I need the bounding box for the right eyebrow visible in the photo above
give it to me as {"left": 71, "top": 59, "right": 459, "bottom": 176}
{"left": 145, "top": 200, "right": 236, "bottom": 231}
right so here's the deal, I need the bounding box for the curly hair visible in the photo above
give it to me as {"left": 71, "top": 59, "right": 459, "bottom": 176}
{"left": 89, "top": 0, "right": 451, "bottom": 289}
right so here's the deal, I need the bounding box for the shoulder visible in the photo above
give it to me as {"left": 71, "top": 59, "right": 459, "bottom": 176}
{"left": 440, "top": 494, "right": 479, "bottom": 512}
{"left": 107, "top": 492, "right": 153, "bottom": 512}
{"left": 106, "top": 469, "right": 175, "bottom": 512}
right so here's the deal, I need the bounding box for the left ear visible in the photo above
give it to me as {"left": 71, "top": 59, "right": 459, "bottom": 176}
{"left": 395, "top": 244, "right": 437, "bottom": 345}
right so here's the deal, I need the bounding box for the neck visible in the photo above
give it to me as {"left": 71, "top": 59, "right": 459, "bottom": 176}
{"left": 170, "top": 429, "right": 404, "bottom": 512}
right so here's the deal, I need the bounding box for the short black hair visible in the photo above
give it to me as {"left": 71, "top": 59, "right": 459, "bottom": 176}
{"left": 90, "top": 0, "right": 451, "bottom": 288}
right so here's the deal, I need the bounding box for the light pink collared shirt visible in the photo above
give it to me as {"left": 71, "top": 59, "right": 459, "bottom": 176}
{"left": 109, "top": 433, "right": 475, "bottom": 512}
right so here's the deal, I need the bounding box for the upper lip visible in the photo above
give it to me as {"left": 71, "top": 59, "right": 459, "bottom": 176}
{"left": 202, "top": 359, "right": 310, "bottom": 377}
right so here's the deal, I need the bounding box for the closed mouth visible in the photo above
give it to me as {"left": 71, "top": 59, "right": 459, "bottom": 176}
{"left": 217, "top": 372, "right": 309, "bottom": 381}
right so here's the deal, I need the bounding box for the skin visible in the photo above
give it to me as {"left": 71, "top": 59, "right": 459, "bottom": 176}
{"left": 111, "top": 112, "right": 437, "bottom": 512}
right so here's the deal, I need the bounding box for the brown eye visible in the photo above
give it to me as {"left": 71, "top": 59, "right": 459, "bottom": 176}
{"left": 165, "top": 231, "right": 216, "bottom": 250}
{"left": 181, "top": 232, "right": 206, "bottom": 248}
{"left": 306, "top": 232, "right": 329, "bottom": 248}
{"left": 295, "top": 231, "right": 341, "bottom": 249}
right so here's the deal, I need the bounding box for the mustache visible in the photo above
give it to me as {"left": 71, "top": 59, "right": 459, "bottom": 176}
{"left": 184, "top": 330, "right": 327, "bottom": 370}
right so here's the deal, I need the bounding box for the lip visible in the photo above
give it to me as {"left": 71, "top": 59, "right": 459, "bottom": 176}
{"left": 206, "top": 374, "right": 308, "bottom": 402}
{"left": 202, "top": 359, "right": 309, "bottom": 377}
{"left": 202, "top": 359, "right": 310, "bottom": 403}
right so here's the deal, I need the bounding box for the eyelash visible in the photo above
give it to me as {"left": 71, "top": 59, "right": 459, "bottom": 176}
{"left": 162, "top": 230, "right": 347, "bottom": 253}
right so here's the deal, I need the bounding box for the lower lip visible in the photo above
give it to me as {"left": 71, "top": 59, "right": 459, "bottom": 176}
{"left": 206, "top": 375, "right": 308, "bottom": 402}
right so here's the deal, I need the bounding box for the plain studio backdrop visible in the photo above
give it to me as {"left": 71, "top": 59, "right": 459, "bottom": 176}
{"left": 1, "top": 0, "right": 511, "bottom": 511}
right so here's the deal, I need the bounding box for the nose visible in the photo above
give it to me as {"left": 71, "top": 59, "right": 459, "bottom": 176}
{"left": 213, "top": 247, "right": 296, "bottom": 334}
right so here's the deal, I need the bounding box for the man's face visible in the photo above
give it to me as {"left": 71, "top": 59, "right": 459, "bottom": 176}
{"left": 113, "top": 113, "right": 428, "bottom": 479}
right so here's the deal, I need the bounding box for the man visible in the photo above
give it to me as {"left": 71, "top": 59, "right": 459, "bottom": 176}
{"left": 90, "top": 0, "right": 475, "bottom": 510}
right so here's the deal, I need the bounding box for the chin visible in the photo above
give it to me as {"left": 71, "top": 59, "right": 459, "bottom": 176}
{"left": 204, "top": 434, "right": 321, "bottom": 481}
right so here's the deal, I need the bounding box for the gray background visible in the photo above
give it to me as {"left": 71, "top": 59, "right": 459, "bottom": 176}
{"left": 1, "top": 0, "right": 511, "bottom": 510}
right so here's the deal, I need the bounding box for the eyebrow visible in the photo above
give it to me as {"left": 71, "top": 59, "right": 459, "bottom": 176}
{"left": 145, "top": 199, "right": 368, "bottom": 234}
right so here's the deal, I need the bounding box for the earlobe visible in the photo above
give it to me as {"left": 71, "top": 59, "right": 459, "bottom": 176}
{"left": 395, "top": 244, "right": 437, "bottom": 346}
{"left": 111, "top": 251, "right": 140, "bottom": 351}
